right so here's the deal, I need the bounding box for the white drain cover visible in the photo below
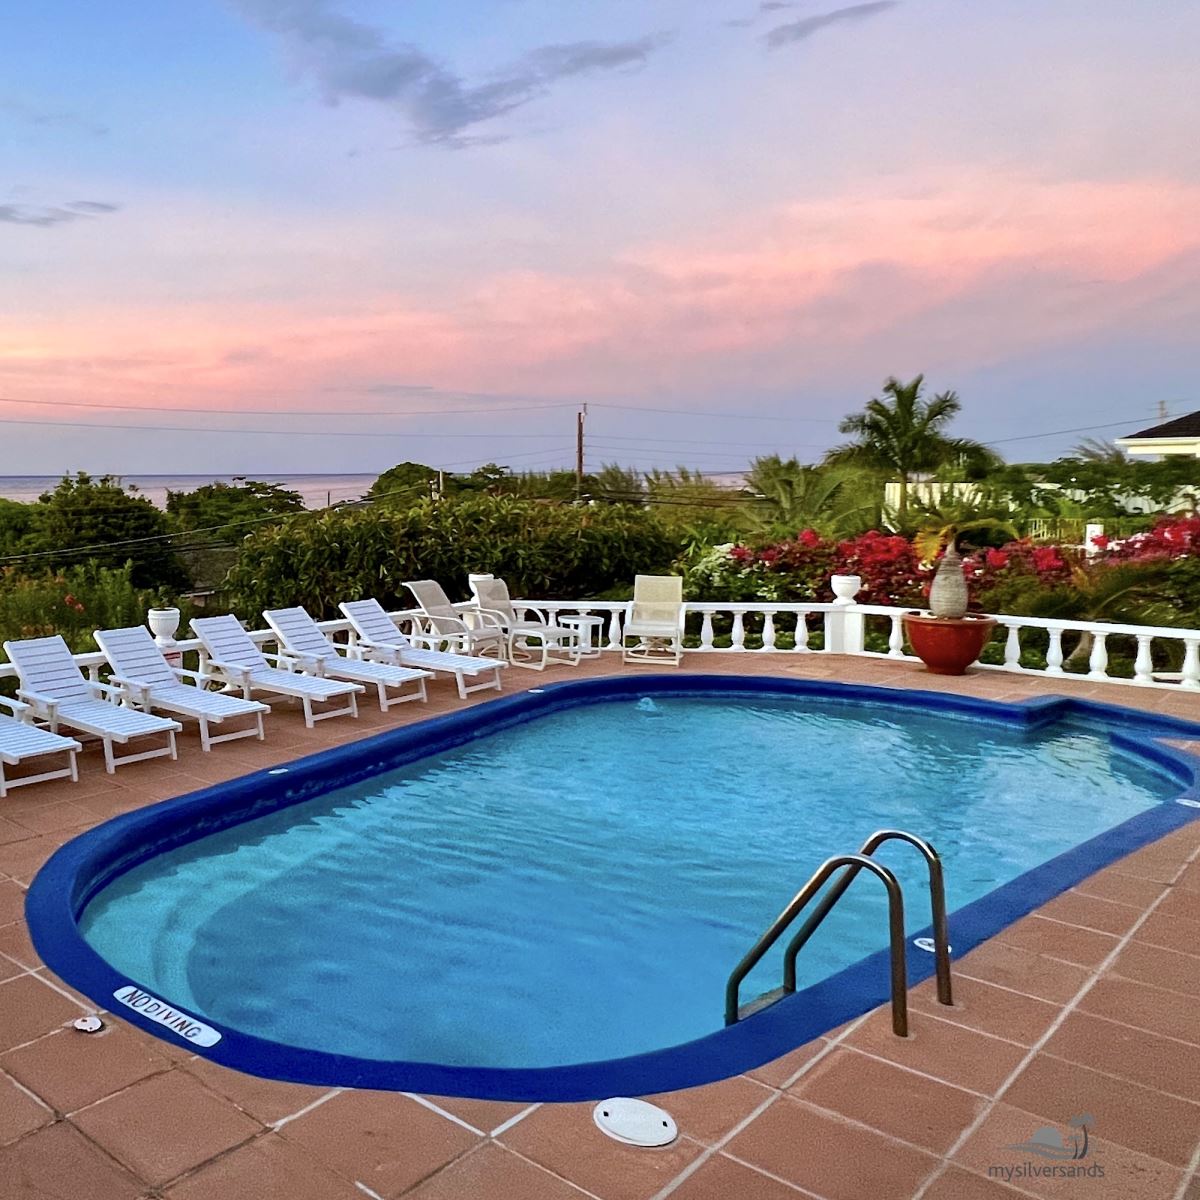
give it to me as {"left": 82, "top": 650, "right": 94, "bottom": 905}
{"left": 914, "top": 936, "right": 952, "bottom": 954}
{"left": 593, "top": 1098, "right": 677, "bottom": 1147}
{"left": 73, "top": 1015, "right": 104, "bottom": 1033}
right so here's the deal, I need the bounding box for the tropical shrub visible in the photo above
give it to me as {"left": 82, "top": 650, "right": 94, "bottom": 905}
{"left": 0, "top": 563, "right": 168, "bottom": 654}
{"left": 223, "top": 496, "right": 676, "bottom": 618}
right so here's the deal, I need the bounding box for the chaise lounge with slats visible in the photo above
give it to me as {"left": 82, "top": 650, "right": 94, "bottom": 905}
{"left": 191, "top": 614, "right": 363, "bottom": 728}
{"left": 263, "top": 606, "right": 432, "bottom": 711}
{"left": 339, "top": 598, "right": 505, "bottom": 699}
{"left": 3, "top": 635, "right": 181, "bottom": 773}
{"left": 0, "top": 695, "right": 82, "bottom": 797}
{"left": 94, "top": 625, "right": 271, "bottom": 752}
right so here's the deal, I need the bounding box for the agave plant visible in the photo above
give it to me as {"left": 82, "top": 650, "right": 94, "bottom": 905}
{"left": 913, "top": 519, "right": 1019, "bottom": 619}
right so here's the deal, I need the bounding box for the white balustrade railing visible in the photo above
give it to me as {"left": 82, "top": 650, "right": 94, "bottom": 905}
{"left": 2, "top": 589, "right": 1199, "bottom": 694}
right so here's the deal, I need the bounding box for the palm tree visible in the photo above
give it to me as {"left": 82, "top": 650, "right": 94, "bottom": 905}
{"left": 826, "top": 375, "right": 997, "bottom": 515}
{"left": 742, "top": 456, "right": 879, "bottom": 537}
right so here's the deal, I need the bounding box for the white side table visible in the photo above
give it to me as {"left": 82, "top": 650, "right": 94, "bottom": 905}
{"left": 557, "top": 614, "right": 606, "bottom": 659}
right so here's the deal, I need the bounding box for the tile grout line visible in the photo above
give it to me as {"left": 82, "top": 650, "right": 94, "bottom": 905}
{"left": 649, "top": 1011, "right": 874, "bottom": 1200}
{"left": 1172, "top": 1135, "right": 1200, "bottom": 1200}
{"left": 487, "top": 1101, "right": 540, "bottom": 1137}
{"left": 401, "top": 1091, "right": 485, "bottom": 1136}
{"left": 717, "top": 1149, "right": 825, "bottom": 1197}
{"left": 911, "top": 835, "right": 1200, "bottom": 1200}
{"left": 270, "top": 1086, "right": 344, "bottom": 1129}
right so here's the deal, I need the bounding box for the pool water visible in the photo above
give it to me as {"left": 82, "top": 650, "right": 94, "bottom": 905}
{"left": 79, "top": 694, "right": 1175, "bottom": 1068}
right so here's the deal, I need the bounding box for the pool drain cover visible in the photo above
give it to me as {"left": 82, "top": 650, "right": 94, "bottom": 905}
{"left": 73, "top": 1015, "right": 104, "bottom": 1033}
{"left": 592, "top": 1098, "right": 677, "bottom": 1147}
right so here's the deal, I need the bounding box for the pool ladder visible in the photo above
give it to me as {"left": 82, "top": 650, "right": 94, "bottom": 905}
{"left": 724, "top": 830, "right": 954, "bottom": 1037}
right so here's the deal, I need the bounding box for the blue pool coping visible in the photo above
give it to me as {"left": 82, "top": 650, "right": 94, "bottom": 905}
{"left": 24, "top": 674, "right": 1200, "bottom": 1102}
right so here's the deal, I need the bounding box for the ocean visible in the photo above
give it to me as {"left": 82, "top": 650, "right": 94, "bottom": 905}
{"left": 0, "top": 474, "right": 377, "bottom": 510}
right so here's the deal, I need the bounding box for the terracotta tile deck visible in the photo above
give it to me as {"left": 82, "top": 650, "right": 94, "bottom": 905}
{"left": 1, "top": 653, "right": 1199, "bottom": 1199}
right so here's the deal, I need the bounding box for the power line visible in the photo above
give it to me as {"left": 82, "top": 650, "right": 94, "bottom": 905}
{"left": 0, "top": 396, "right": 574, "bottom": 418}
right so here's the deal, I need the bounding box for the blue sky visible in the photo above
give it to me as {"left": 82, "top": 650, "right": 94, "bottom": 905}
{"left": 2, "top": 1, "right": 1198, "bottom": 475}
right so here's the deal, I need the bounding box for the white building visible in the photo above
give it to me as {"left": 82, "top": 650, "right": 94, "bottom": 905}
{"left": 1116, "top": 411, "right": 1200, "bottom": 458}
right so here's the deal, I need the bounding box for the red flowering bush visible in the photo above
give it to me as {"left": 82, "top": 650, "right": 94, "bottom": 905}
{"left": 1102, "top": 515, "right": 1200, "bottom": 562}
{"left": 834, "top": 531, "right": 926, "bottom": 606}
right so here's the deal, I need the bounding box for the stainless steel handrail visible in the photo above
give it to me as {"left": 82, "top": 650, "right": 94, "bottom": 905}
{"left": 782, "top": 829, "right": 953, "bottom": 1007}
{"left": 724, "top": 853, "right": 909, "bottom": 1036}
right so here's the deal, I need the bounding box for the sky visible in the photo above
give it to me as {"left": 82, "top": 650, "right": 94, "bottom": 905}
{"left": 2, "top": 0, "right": 1199, "bottom": 477}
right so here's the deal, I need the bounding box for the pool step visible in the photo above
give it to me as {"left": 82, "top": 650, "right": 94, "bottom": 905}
{"left": 724, "top": 829, "right": 954, "bottom": 1038}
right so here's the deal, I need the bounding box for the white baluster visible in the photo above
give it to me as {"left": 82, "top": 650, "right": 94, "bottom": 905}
{"left": 761, "top": 612, "right": 776, "bottom": 652}
{"left": 1003, "top": 624, "right": 1022, "bottom": 671}
{"left": 1133, "top": 635, "right": 1154, "bottom": 685}
{"left": 795, "top": 613, "right": 810, "bottom": 652}
{"left": 606, "top": 610, "right": 623, "bottom": 651}
{"left": 1182, "top": 638, "right": 1200, "bottom": 690}
{"left": 730, "top": 611, "right": 746, "bottom": 651}
{"left": 888, "top": 614, "right": 905, "bottom": 657}
{"left": 700, "top": 612, "right": 714, "bottom": 650}
{"left": 1046, "top": 628, "right": 1065, "bottom": 675}
{"left": 1087, "top": 632, "right": 1109, "bottom": 680}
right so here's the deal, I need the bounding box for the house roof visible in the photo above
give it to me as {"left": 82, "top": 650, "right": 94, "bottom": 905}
{"left": 1121, "top": 410, "right": 1200, "bottom": 440}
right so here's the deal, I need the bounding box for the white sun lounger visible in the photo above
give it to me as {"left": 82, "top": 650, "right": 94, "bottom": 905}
{"left": 0, "top": 696, "right": 82, "bottom": 797}
{"left": 263, "top": 606, "right": 432, "bottom": 711}
{"left": 622, "top": 575, "right": 686, "bottom": 666}
{"left": 191, "top": 615, "right": 363, "bottom": 728}
{"left": 468, "top": 576, "right": 581, "bottom": 670}
{"left": 404, "top": 580, "right": 507, "bottom": 660}
{"left": 339, "top": 598, "right": 505, "bottom": 699}
{"left": 94, "top": 626, "right": 270, "bottom": 752}
{"left": 2, "top": 635, "right": 181, "bottom": 773}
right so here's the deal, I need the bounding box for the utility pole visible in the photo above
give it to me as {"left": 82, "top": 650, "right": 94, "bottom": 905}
{"left": 1159, "top": 400, "right": 1169, "bottom": 420}
{"left": 575, "top": 404, "right": 587, "bottom": 500}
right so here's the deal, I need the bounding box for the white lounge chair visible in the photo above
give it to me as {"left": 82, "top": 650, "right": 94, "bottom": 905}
{"left": 404, "top": 580, "right": 507, "bottom": 660}
{"left": 468, "top": 576, "right": 581, "bottom": 670}
{"left": 191, "top": 615, "right": 363, "bottom": 728}
{"left": 622, "top": 575, "right": 686, "bottom": 666}
{"left": 0, "top": 696, "right": 81, "bottom": 797}
{"left": 2, "top": 635, "right": 180, "bottom": 773}
{"left": 339, "top": 598, "right": 505, "bottom": 699}
{"left": 94, "top": 626, "right": 270, "bottom": 752}
{"left": 263, "top": 606, "right": 432, "bottom": 711}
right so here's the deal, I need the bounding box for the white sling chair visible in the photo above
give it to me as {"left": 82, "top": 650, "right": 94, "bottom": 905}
{"left": 263, "top": 606, "right": 432, "bottom": 711}
{"left": 403, "top": 580, "right": 507, "bottom": 660}
{"left": 468, "top": 576, "right": 581, "bottom": 670}
{"left": 339, "top": 598, "right": 504, "bottom": 699}
{"left": 3, "top": 635, "right": 180, "bottom": 773}
{"left": 191, "top": 615, "right": 363, "bottom": 728}
{"left": 94, "top": 626, "right": 270, "bottom": 752}
{"left": 622, "top": 575, "right": 686, "bottom": 666}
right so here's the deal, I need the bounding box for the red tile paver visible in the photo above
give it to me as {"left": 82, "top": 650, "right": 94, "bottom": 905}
{"left": 164, "top": 1132, "right": 363, "bottom": 1200}
{"left": 0, "top": 1070, "right": 52, "bottom": 1147}
{"left": 954, "top": 1102, "right": 1182, "bottom": 1200}
{"left": 70, "top": 1067, "right": 263, "bottom": 1186}
{"left": 1003, "top": 1053, "right": 1200, "bottom": 1167}
{"left": 181, "top": 1056, "right": 332, "bottom": 1125}
{"left": 0, "top": 878, "right": 25, "bottom": 925}
{"left": 415, "top": 1093, "right": 534, "bottom": 1135}
{"left": 669, "top": 1152, "right": 808, "bottom": 1199}
{"left": 1076, "top": 973, "right": 1200, "bottom": 1046}
{"left": 725, "top": 1095, "right": 938, "bottom": 1200}
{"left": 497, "top": 1100, "right": 705, "bottom": 1200}
{"left": 648, "top": 1074, "right": 774, "bottom": 1145}
{"left": 953, "top": 940, "right": 1092, "bottom": 1005}
{"left": 404, "top": 1141, "right": 590, "bottom": 1200}
{"left": 993, "top": 914, "right": 1120, "bottom": 968}
{"left": 0, "top": 1119, "right": 146, "bottom": 1200}
{"left": 791, "top": 1046, "right": 985, "bottom": 1154}
{"left": 277, "top": 1090, "right": 478, "bottom": 1199}
{"left": 1, "top": 1026, "right": 172, "bottom": 1114}
{"left": 0, "top": 976, "right": 84, "bottom": 1053}
{"left": 908, "top": 974, "right": 1061, "bottom": 1046}
{"left": 1108, "top": 939, "right": 1200, "bottom": 997}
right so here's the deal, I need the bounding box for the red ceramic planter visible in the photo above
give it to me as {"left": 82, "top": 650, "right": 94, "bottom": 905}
{"left": 902, "top": 612, "right": 997, "bottom": 676}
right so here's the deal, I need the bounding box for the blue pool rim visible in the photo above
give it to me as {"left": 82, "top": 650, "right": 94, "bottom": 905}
{"left": 24, "top": 674, "right": 1200, "bottom": 1102}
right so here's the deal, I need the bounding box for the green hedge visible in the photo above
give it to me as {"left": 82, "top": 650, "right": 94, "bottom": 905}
{"left": 223, "top": 496, "right": 677, "bottom": 618}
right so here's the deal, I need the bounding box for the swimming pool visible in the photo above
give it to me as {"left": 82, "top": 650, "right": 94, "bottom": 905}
{"left": 27, "top": 676, "right": 1200, "bottom": 1100}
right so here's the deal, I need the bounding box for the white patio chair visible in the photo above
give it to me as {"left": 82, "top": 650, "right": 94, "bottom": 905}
{"left": 403, "top": 580, "right": 507, "bottom": 660}
{"left": 94, "top": 626, "right": 270, "bottom": 752}
{"left": 263, "top": 606, "right": 431, "bottom": 711}
{"left": 191, "top": 615, "right": 363, "bottom": 728}
{"left": 622, "top": 575, "right": 686, "bottom": 666}
{"left": 0, "top": 696, "right": 82, "bottom": 797}
{"left": 339, "top": 598, "right": 505, "bottom": 699}
{"left": 468, "top": 576, "right": 581, "bottom": 671}
{"left": 2, "top": 635, "right": 180, "bottom": 773}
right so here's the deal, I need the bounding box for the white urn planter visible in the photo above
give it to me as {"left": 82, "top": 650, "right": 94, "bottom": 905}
{"left": 147, "top": 607, "right": 181, "bottom": 642}
{"left": 830, "top": 574, "right": 862, "bottom": 605}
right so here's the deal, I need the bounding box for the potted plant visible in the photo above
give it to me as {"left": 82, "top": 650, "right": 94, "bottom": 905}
{"left": 902, "top": 523, "right": 1008, "bottom": 675}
